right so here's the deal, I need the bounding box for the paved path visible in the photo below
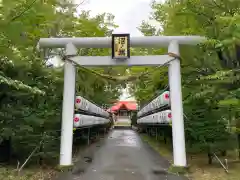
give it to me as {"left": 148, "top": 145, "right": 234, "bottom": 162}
{"left": 114, "top": 117, "right": 131, "bottom": 127}
{"left": 116, "top": 117, "right": 131, "bottom": 123}
{"left": 58, "top": 129, "right": 187, "bottom": 180}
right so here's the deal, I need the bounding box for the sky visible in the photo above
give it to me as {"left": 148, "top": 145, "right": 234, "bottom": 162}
{"left": 74, "top": 0, "right": 163, "bottom": 101}
{"left": 77, "top": 0, "right": 156, "bottom": 37}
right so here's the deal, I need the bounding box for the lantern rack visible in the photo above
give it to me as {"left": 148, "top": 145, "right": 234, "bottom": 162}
{"left": 74, "top": 109, "right": 109, "bottom": 119}
{"left": 137, "top": 91, "right": 170, "bottom": 117}
{"left": 75, "top": 96, "right": 110, "bottom": 118}
{"left": 137, "top": 110, "right": 172, "bottom": 125}
{"left": 73, "top": 114, "right": 110, "bottom": 128}
{"left": 137, "top": 91, "right": 172, "bottom": 126}
{"left": 137, "top": 104, "right": 170, "bottom": 119}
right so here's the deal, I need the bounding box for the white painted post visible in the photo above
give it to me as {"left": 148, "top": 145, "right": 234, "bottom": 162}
{"left": 168, "top": 41, "right": 187, "bottom": 167}
{"left": 60, "top": 43, "right": 77, "bottom": 166}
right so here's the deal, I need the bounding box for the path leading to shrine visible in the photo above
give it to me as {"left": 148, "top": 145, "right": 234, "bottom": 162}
{"left": 114, "top": 117, "right": 131, "bottom": 127}
{"left": 56, "top": 129, "right": 187, "bottom": 180}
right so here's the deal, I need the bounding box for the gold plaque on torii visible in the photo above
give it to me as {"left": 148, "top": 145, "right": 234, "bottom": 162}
{"left": 111, "top": 34, "right": 130, "bottom": 59}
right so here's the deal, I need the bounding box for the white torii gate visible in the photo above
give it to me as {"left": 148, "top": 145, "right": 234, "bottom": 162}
{"left": 38, "top": 35, "right": 205, "bottom": 167}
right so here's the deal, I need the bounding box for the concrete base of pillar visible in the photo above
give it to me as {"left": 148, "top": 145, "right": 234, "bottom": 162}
{"left": 168, "top": 164, "right": 190, "bottom": 175}
{"left": 56, "top": 164, "right": 74, "bottom": 172}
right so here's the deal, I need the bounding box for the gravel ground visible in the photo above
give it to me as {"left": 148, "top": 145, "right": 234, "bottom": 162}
{"left": 56, "top": 129, "right": 187, "bottom": 180}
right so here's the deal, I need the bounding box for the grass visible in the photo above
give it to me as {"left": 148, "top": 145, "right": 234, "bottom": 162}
{"left": 0, "top": 144, "right": 80, "bottom": 179}
{"left": 0, "top": 129, "right": 109, "bottom": 179}
{"left": 140, "top": 134, "right": 240, "bottom": 180}
{"left": 141, "top": 134, "right": 173, "bottom": 162}
{"left": 0, "top": 166, "right": 56, "bottom": 180}
{"left": 0, "top": 143, "right": 85, "bottom": 179}
{"left": 187, "top": 155, "right": 240, "bottom": 180}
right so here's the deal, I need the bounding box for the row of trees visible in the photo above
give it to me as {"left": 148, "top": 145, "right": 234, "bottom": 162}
{"left": 0, "top": 0, "right": 122, "bottom": 165}
{"left": 129, "top": 0, "right": 240, "bottom": 157}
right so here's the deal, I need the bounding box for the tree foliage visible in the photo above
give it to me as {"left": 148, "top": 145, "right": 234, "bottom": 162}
{"left": 130, "top": 0, "right": 240, "bottom": 155}
{"left": 0, "top": 0, "right": 121, "bottom": 164}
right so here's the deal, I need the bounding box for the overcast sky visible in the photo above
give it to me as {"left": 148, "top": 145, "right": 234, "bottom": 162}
{"left": 77, "top": 0, "right": 156, "bottom": 36}
{"left": 75, "top": 0, "right": 163, "bottom": 100}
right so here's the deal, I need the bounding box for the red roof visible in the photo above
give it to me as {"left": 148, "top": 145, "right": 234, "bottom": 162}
{"left": 108, "top": 101, "right": 137, "bottom": 112}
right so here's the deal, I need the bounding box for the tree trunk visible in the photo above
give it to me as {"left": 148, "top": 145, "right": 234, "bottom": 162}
{"left": 0, "top": 139, "right": 11, "bottom": 163}
{"left": 238, "top": 134, "right": 240, "bottom": 159}
{"left": 221, "top": 151, "right": 227, "bottom": 156}
{"left": 164, "top": 137, "right": 167, "bottom": 144}
{"left": 39, "top": 143, "right": 43, "bottom": 166}
{"left": 208, "top": 152, "right": 213, "bottom": 164}
{"left": 163, "top": 131, "right": 167, "bottom": 144}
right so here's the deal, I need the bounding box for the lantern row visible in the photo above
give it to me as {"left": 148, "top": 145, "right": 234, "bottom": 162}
{"left": 75, "top": 96, "right": 109, "bottom": 117}
{"left": 137, "top": 110, "right": 172, "bottom": 125}
{"left": 74, "top": 114, "right": 110, "bottom": 128}
{"left": 137, "top": 91, "right": 170, "bottom": 117}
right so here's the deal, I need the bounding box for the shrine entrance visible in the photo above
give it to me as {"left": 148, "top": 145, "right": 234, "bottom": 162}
{"left": 108, "top": 101, "right": 137, "bottom": 118}
{"left": 38, "top": 34, "right": 205, "bottom": 167}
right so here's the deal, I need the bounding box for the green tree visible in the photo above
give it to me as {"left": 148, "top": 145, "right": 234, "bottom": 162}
{"left": 129, "top": 0, "right": 240, "bottom": 159}
{"left": 0, "top": 0, "right": 121, "bottom": 165}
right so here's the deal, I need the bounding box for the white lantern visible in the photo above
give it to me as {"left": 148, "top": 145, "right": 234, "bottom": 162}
{"left": 137, "top": 109, "right": 172, "bottom": 125}
{"left": 163, "top": 110, "right": 172, "bottom": 123}
{"left": 159, "top": 91, "right": 170, "bottom": 106}
{"left": 75, "top": 96, "right": 83, "bottom": 110}
{"left": 75, "top": 96, "right": 109, "bottom": 118}
{"left": 73, "top": 114, "right": 82, "bottom": 127}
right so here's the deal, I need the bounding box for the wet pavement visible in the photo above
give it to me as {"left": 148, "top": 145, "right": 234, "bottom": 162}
{"left": 115, "top": 117, "right": 131, "bottom": 124}
{"left": 57, "top": 129, "right": 187, "bottom": 180}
